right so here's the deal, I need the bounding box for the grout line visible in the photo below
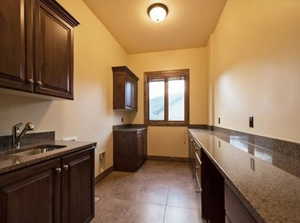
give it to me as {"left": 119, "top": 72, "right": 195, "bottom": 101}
{"left": 163, "top": 186, "right": 171, "bottom": 223}
{"left": 162, "top": 204, "right": 168, "bottom": 223}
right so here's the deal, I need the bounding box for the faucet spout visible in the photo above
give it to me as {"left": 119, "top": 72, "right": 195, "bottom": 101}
{"left": 12, "top": 122, "right": 35, "bottom": 149}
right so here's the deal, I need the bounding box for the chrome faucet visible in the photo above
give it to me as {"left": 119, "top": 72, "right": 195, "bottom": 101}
{"left": 12, "top": 122, "right": 35, "bottom": 149}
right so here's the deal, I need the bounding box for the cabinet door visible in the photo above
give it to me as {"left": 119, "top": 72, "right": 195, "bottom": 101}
{"left": 225, "top": 184, "right": 257, "bottom": 223}
{"left": 62, "top": 149, "right": 95, "bottom": 223}
{"left": 0, "top": 159, "right": 61, "bottom": 223}
{"left": 35, "top": 0, "right": 74, "bottom": 99}
{"left": 136, "top": 130, "right": 146, "bottom": 168}
{"left": 125, "top": 77, "right": 137, "bottom": 110}
{"left": 125, "top": 79, "right": 134, "bottom": 109}
{"left": 0, "top": 0, "right": 34, "bottom": 92}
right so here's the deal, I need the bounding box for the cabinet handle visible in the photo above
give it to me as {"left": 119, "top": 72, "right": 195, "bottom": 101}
{"left": 194, "top": 152, "right": 202, "bottom": 165}
{"left": 63, "top": 164, "right": 69, "bottom": 171}
{"left": 55, "top": 168, "right": 62, "bottom": 174}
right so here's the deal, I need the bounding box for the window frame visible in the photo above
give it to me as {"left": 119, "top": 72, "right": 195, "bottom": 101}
{"left": 144, "top": 69, "right": 190, "bottom": 126}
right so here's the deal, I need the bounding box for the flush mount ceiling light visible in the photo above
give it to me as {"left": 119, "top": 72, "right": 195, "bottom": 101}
{"left": 147, "top": 3, "right": 169, "bottom": 23}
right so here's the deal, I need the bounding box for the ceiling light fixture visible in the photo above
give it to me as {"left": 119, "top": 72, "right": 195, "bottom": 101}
{"left": 147, "top": 3, "right": 169, "bottom": 23}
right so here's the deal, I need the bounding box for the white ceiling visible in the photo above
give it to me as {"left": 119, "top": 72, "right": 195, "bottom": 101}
{"left": 83, "top": 0, "right": 227, "bottom": 54}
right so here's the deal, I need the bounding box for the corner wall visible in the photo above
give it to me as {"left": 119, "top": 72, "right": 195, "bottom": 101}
{"left": 209, "top": 0, "right": 300, "bottom": 143}
{"left": 128, "top": 48, "right": 208, "bottom": 158}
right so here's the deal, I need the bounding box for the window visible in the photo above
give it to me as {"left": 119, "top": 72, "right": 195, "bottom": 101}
{"left": 144, "top": 69, "right": 189, "bottom": 126}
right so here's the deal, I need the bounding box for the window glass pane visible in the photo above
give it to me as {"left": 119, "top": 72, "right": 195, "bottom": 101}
{"left": 149, "top": 81, "right": 165, "bottom": 120}
{"left": 168, "top": 79, "right": 185, "bottom": 121}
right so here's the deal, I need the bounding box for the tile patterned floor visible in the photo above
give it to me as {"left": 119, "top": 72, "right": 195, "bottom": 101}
{"left": 92, "top": 160, "right": 202, "bottom": 223}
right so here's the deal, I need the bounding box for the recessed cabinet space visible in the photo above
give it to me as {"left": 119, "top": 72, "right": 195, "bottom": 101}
{"left": 0, "top": 146, "right": 95, "bottom": 223}
{"left": 112, "top": 66, "right": 138, "bottom": 111}
{"left": 0, "top": 0, "right": 79, "bottom": 100}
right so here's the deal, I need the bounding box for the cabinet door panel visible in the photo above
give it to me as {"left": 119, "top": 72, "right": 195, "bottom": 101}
{"left": 62, "top": 149, "right": 95, "bottom": 223}
{"left": 0, "top": 159, "right": 61, "bottom": 223}
{"left": 225, "top": 184, "right": 256, "bottom": 223}
{"left": 35, "top": 1, "right": 74, "bottom": 99}
{"left": 125, "top": 78, "right": 137, "bottom": 110}
{"left": 125, "top": 80, "right": 133, "bottom": 109}
{"left": 0, "top": 0, "right": 33, "bottom": 91}
{"left": 137, "top": 131, "right": 145, "bottom": 167}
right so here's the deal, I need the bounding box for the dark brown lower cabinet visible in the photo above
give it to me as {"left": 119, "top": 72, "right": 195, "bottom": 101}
{"left": 225, "top": 184, "right": 256, "bottom": 223}
{"left": 188, "top": 135, "right": 201, "bottom": 193}
{"left": 0, "top": 159, "right": 61, "bottom": 223}
{"left": 0, "top": 146, "right": 95, "bottom": 223}
{"left": 201, "top": 151, "right": 225, "bottom": 223}
{"left": 113, "top": 128, "right": 147, "bottom": 172}
{"left": 62, "top": 149, "right": 95, "bottom": 223}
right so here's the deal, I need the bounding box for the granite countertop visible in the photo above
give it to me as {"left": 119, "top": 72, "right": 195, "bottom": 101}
{"left": 113, "top": 124, "right": 147, "bottom": 132}
{"left": 114, "top": 127, "right": 147, "bottom": 132}
{"left": 189, "top": 129, "right": 300, "bottom": 223}
{"left": 0, "top": 140, "right": 97, "bottom": 175}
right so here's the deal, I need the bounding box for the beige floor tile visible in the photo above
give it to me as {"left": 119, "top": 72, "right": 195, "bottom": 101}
{"left": 164, "top": 206, "right": 202, "bottom": 223}
{"left": 94, "top": 160, "right": 202, "bottom": 223}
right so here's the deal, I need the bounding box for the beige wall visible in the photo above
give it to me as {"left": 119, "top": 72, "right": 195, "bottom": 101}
{"left": 0, "top": 0, "right": 129, "bottom": 176}
{"left": 209, "top": 0, "right": 300, "bottom": 142}
{"left": 128, "top": 48, "right": 208, "bottom": 157}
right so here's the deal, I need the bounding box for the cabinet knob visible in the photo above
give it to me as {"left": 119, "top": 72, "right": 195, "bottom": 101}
{"left": 55, "top": 168, "right": 62, "bottom": 174}
{"left": 63, "top": 165, "right": 69, "bottom": 171}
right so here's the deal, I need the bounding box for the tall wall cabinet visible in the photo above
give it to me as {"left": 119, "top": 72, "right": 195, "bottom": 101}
{"left": 0, "top": 0, "right": 79, "bottom": 100}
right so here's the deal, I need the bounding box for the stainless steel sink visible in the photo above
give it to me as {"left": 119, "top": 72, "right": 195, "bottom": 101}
{"left": 11, "top": 145, "right": 66, "bottom": 156}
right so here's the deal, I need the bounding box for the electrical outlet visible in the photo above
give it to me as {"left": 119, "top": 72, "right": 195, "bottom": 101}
{"left": 99, "top": 152, "right": 105, "bottom": 160}
{"left": 218, "top": 117, "right": 221, "bottom": 124}
{"left": 249, "top": 116, "right": 254, "bottom": 128}
{"left": 250, "top": 158, "right": 255, "bottom": 171}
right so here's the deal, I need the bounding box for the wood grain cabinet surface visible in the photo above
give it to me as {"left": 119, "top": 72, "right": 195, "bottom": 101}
{"left": 62, "top": 149, "right": 95, "bottom": 223}
{"left": 113, "top": 128, "right": 147, "bottom": 172}
{"left": 0, "top": 0, "right": 34, "bottom": 92}
{"left": 0, "top": 146, "right": 95, "bottom": 223}
{"left": 0, "top": 0, "right": 79, "bottom": 99}
{"left": 225, "top": 184, "right": 257, "bottom": 223}
{"left": 112, "top": 66, "right": 139, "bottom": 111}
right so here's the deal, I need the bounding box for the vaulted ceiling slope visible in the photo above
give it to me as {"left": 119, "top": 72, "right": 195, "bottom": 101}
{"left": 83, "top": 0, "right": 227, "bottom": 54}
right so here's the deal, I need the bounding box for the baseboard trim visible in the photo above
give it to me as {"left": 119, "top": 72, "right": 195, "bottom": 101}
{"left": 147, "top": 155, "right": 190, "bottom": 162}
{"left": 95, "top": 166, "right": 113, "bottom": 184}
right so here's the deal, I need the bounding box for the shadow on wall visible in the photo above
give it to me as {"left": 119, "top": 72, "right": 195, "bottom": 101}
{"left": 0, "top": 94, "right": 54, "bottom": 135}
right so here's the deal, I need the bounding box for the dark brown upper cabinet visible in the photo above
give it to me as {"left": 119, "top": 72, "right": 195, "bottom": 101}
{"left": 0, "top": 0, "right": 79, "bottom": 100}
{"left": 0, "top": 0, "right": 34, "bottom": 92}
{"left": 112, "top": 66, "right": 138, "bottom": 111}
{"left": 35, "top": 0, "right": 79, "bottom": 99}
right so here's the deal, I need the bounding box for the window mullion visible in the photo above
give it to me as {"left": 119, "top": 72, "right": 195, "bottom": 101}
{"left": 164, "top": 77, "right": 168, "bottom": 122}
